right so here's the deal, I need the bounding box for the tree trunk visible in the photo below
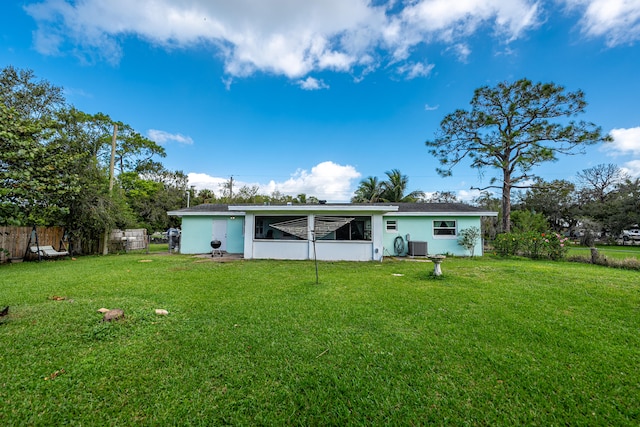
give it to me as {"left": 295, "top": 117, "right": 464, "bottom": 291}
{"left": 502, "top": 171, "right": 511, "bottom": 233}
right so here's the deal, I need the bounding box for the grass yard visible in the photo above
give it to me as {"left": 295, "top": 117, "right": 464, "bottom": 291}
{"left": 568, "top": 244, "right": 640, "bottom": 260}
{"left": 1, "top": 254, "right": 639, "bottom": 425}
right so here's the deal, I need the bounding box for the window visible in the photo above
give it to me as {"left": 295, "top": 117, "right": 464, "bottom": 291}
{"left": 255, "top": 216, "right": 307, "bottom": 240}
{"left": 317, "top": 216, "right": 372, "bottom": 241}
{"left": 386, "top": 220, "right": 398, "bottom": 232}
{"left": 433, "top": 220, "right": 456, "bottom": 236}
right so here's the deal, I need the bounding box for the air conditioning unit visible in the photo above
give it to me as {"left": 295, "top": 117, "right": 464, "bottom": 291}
{"left": 407, "top": 241, "right": 427, "bottom": 257}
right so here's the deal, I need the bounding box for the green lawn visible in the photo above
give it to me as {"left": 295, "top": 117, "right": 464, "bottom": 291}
{"left": 568, "top": 244, "right": 640, "bottom": 260}
{"left": 1, "top": 254, "right": 639, "bottom": 425}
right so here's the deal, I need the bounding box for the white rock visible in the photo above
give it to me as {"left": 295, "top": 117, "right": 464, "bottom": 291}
{"left": 102, "top": 308, "right": 124, "bottom": 322}
{"left": 155, "top": 309, "right": 169, "bottom": 315}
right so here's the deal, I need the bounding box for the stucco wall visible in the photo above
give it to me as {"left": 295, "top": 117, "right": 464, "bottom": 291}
{"left": 314, "top": 241, "right": 375, "bottom": 261}
{"left": 177, "top": 211, "right": 485, "bottom": 258}
{"left": 252, "top": 240, "right": 309, "bottom": 260}
{"left": 179, "top": 216, "right": 244, "bottom": 254}
{"left": 382, "top": 216, "right": 483, "bottom": 256}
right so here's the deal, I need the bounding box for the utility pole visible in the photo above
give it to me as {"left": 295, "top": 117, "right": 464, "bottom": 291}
{"left": 187, "top": 185, "right": 195, "bottom": 207}
{"left": 103, "top": 123, "right": 118, "bottom": 255}
{"left": 229, "top": 175, "right": 234, "bottom": 202}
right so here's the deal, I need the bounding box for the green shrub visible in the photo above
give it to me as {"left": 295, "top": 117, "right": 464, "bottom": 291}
{"left": 493, "top": 231, "right": 569, "bottom": 260}
{"left": 458, "top": 226, "right": 481, "bottom": 256}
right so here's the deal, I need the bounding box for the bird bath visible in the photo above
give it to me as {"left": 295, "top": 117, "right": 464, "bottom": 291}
{"left": 427, "top": 255, "right": 446, "bottom": 276}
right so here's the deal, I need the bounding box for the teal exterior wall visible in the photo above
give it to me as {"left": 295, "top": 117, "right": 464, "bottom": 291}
{"left": 179, "top": 215, "right": 245, "bottom": 255}
{"left": 176, "top": 212, "right": 484, "bottom": 257}
{"left": 382, "top": 215, "right": 483, "bottom": 257}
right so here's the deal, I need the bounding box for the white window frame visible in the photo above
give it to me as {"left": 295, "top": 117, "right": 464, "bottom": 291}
{"left": 433, "top": 220, "right": 457, "bottom": 238}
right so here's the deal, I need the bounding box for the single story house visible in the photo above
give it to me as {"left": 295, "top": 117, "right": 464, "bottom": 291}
{"left": 167, "top": 203, "right": 497, "bottom": 261}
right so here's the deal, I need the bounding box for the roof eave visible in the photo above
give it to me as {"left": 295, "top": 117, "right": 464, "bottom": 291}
{"left": 167, "top": 211, "right": 243, "bottom": 217}
{"left": 229, "top": 205, "right": 399, "bottom": 213}
{"left": 387, "top": 211, "right": 498, "bottom": 217}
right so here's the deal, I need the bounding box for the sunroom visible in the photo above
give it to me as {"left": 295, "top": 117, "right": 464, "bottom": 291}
{"left": 231, "top": 204, "right": 397, "bottom": 261}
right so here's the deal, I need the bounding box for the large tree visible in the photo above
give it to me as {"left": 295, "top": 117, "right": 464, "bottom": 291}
{"left": 351, "top": 176, "right": 384, "bottom": 203}
{"left": 352, "top": 170, "right": 424, "bottom": 203}
{"left": 0, "top": 104, "right": 82, "bottom": 225}
{"left": 581, "top": 177, "right": 640, "bottom": 237}
{"left": 576, "top": 163, "right": 626, "bottom": 203}
{"left": 1, "top": 66, "right": 178, "bottom": 251}
{"left": 517, "top": 179, "right": 579, "bottom": 232}
{"left": 574, "top": 164, "right": 627, "bottom": 235}
{"left": 0, "top": 65, "right": 64, "bottom": 119}
{"left": 121, "top": 167, "right": 188, "bottom": 231}
{"left": 607, "top": 178, "right": 640, "bottom": 234}
{"left": 0, "top": 67, "right": 82, "bottom": 226}
{"left": 426, "top": 78, "right": 611, "bottom": 232}
{"left": 380, "top": 169, "right": 425, "bottom": 203}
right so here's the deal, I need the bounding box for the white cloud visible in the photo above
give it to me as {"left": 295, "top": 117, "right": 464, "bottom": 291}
{"left": 447, "top": 43, "right": 472, "bottom": 62}
{"left": 297, "top": 77, "right": 329, "bottom": 90}
{"left": 396, "top": 61, "right": 435, "bottom": 79}
{"left": 424, "top": 103, "right": 440, "bottom": 111}
{"left": 221, "top": 76, "right": 233, "bottom": 91}
{"left": 187, "top": 172, "right": 228, "bottom": 191}
{"left": 265, "top": 161, "right": 361, "bottom": 201}
{"left": 25, "top": 0, "right": 382, "bottom": 77}
{"left": 389, "top": 0, "right": 542, "bottom": 57}
{"left": 456, "top": 188, "right": 482, "bottom": 202}
{"left": 24, "top": 0, "right": 545, "bottom": 82}
{"left": 28, "top": 1, "right": 639, "bottom": 84}
{"left": 607, "top": 127, "right": 640, "bottom": 155}
{"left": 621, "top": 160, "right": 640, "bottom": 178}
{"left": 188, "top": 161, "right": 361, "bottom": 202}
{"left": 148, "top": 129, "right": 194, "bottom": 145}
{"left": 563, "top": 0, "right": 640, "bottom": 46}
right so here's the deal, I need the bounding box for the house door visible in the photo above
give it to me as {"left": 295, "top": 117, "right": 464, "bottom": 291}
{"left": 212, "top": 220, "right": 227, "bottom": 251}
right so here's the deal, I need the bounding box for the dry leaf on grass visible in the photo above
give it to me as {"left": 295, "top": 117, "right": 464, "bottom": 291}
{"left": 44, "top": 369, "right": 65, "bottom": 380}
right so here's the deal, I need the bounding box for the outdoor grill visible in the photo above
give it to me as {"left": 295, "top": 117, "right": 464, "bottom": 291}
{"left": 210, "top": 240, "right": 222, "bottom": 257}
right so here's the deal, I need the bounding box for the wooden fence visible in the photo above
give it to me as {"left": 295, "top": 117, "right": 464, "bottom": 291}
{"left": 0, "top": 226, "right": 66, "bottom": 263}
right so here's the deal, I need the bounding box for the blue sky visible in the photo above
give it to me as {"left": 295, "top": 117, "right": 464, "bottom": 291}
{"left": 1, "top": 0, "right": 639, "bottom": 202}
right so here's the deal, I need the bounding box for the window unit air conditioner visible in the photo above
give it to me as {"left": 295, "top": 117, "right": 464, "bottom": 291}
{"left": 407, "top": 241, "right": 428, "bottom": 257}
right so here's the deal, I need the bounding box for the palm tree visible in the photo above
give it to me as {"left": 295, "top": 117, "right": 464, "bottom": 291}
{"left": 351, "top": 176, "right": 383, "bottom": 203}
{"left": 380, "top": 169, "right": 425, "bottom": 202}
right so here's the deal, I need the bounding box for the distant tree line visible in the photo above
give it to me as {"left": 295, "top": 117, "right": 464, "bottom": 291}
{"left": 514, "top": 164, "right": 640, "bottom": 240}
{"left": 0, "top": 66, "right": 188, "bottom": 253}
{"left": 347, "top": 162, "right": 639, "bottom": 243}
{"left": 188, "top": 181, "right": 322, "bottom": 206}
{"left": 470, "top": 163, "right": 640, "bottom": 242}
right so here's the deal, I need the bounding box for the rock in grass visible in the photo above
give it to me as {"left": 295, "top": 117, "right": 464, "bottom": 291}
{"left": 155, "top": 309, "right": 169, "bottom": 315}
{"left": 101, "top": 308, "right": 124, "bottom": 322}
{"left": 97, "top": 308, "right": 110, "bottom": 313}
